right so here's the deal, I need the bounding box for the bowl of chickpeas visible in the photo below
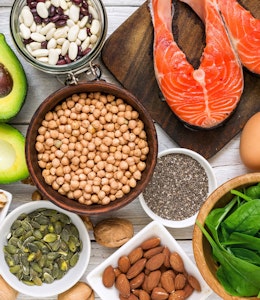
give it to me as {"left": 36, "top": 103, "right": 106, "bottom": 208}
{"left": 26, "top": 81, "right": 158, "bottom": 215}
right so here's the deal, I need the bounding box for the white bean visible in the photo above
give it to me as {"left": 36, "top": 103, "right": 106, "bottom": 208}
{"left": 40, "top": 22, "right": 55, "bottom": 36}
{"left": 90, "top": 34, "right": 98, "bottom": 44}
{"left": 31, "top": 32, "right": 46, "bottom": 42}
{"left": 31, "top": 49, "right": 49, "bottom": 57}
{"left": 69, "top": 4, "right": 80, "bottom": 23}
{"left": 20, "top": 23, "right": 31, "bottom": 40}
{"left": 61, "top": 39, "right": 70, "bottom": 56}
{"left": 36, "top": 2, "right": 49, "bottom": 19}
{"left": 51, "top": 0, "right": 60, "bottom": 8}
{"left": 30, "top": 22, "right": 37, "bottom": 33}
{"left": 48, "top": 49, "right": 59, "bottom": 65}
{"left": 22, "top": 8, "right": 34, "bottom": 27}
{"left": 79, "top": 16, "right": 89, "bottom": 28}
{"left": 56, "top": 37, "right": 66, "bottom": 45}
{"left": 30, "top": 42, "right": 42, "bottom": 51}
{"left": 78, "top": 28, "right": 87, "bottom": 41}
{"left": 47, "top": 38, "right": 57, "bottom": 49}
{"left": 46, "top": 27, "right": 56, "bottom": 40}
{"left": 90, "top": 19, "right": 100, "bottom": 35}
{"left": 53, "top": 27, "right": 68, "bottom": 39}
{"left": 59, "top": 0, "right": 68, "bottom": 10}
{"left": 68, "top": 24, "right": 79, "bottom": 42}
{"left": 88, "top": 5, "right": 99, "bottom": 20}
{"left": 68, "top": 42, "right": 78, "bottom": 60}
{"left": 37, "top": 56, "right": 49, "bottom": 63}
{"left": 81, "top": 37, "right": 90, "bottom": 51}
{"left": 66, "top": 19, "right": 75, "bottom": 28}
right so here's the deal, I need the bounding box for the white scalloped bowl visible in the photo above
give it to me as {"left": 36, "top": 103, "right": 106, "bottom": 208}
{"left": 139, "top": 148, "right": 218, "bottom": 228}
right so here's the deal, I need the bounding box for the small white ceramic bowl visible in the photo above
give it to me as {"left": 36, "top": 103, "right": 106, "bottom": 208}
{"left": 0, "top": 189, "right": 12, "bottom": 223}
{"left": 87, "top": 221, "right": 212, "bottom": 300}
{"left": 0, "top": 201, "right": 91, "bottom": 298}
{"left": 139, "top": 148, "right": 217, "bottom": 228}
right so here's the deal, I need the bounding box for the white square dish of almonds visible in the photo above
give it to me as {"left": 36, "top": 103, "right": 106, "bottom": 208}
{"left": 87, "top": 221, "right": 212, "bottom": 300}
{"left": 0, "top": 190, "right": 12, "bottom": 223}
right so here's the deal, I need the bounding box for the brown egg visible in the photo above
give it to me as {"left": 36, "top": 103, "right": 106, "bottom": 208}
{"left": 240, "top": 112, "right": 260, "bottom": 170}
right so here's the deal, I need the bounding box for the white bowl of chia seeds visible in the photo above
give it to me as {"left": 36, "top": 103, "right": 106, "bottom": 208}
{"left": 0, "top": 200, "right": 91, "bottom": 297}
{"left": 139, "top": 148, "right": 217, "bottom": 228}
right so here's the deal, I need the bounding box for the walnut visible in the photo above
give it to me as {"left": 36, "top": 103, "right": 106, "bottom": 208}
{"left": 94, "top": 218, "right": 134, "bottom": 248}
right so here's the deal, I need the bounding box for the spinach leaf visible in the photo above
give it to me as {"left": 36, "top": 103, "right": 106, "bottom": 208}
{"left": 246, "top": 183, "right": 260, "bottom": 199}
{"left": 221, "top": 232, "right": 260, "bottom": 251}
{"left": 230, "top": 248, "right": 260, "bottom": 266}
{"left": 196, "top": 221, "right": 260, "bottom": 297}
{"left": 221, "top": 199, "right": 260, "bottom": 237}
{"left": 205, "top": 197, "right": 237, "bottom": 246}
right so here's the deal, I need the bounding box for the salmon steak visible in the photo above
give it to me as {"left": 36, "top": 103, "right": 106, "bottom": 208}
{"left": 149, "top": 0, "right": 244, "bottom": 129}
{"left": 217, "top": 0, "right": 260, "bottom": 75}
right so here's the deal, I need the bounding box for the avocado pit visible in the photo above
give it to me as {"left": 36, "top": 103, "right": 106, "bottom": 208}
{"left": 0, "top": 63, "right": 13, "bottom": 98}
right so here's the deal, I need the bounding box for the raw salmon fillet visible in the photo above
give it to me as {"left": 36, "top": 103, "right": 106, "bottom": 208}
{"left": 149, "top": 0, "right": 244, "bottom": 129}
{"left": 217, "top": 0, "right": 260, "bottom": 75}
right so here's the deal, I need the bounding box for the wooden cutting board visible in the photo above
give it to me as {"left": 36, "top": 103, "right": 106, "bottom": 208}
{"left": 101, "top": 0, "right": 260, "bottom": 159}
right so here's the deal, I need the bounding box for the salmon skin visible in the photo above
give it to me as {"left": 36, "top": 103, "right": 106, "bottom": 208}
{"left": 149, "top": 0, "right": 244, "bottom": 129}
{"left": 217, "top": 0, "right": 260, "bottom": 75}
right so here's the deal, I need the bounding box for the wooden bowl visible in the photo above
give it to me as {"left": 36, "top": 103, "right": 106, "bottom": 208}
{"left": 26, "top": 81, "right": 158, "bottom": 215}
{"left": 193, "top": 173, "right": 260, "bottom": 300}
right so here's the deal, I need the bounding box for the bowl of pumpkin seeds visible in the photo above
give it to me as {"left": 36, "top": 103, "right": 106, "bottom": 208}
{"left": 0, "top": 200, "right": 91, "bottom": 297}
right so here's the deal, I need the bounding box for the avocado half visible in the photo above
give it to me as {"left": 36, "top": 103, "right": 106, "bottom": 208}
{"left": 0, "top": 123, "right": 29, "bottom": 184}
{"left": 0, "top": 33, "right": 27, "bottom": 122}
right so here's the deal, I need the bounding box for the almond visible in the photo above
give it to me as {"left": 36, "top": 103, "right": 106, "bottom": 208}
{"left": 162, "top": 246, "right": 171, "bottom": 268}
{"left": 183, "top": 283, "right": 194, "bottom": 298}
{"left": 146, "top": 270, "right": 161, "bottom": 292}
{"left": 141, "top": 237, "right": 161, "bottom": 250}
{"left": 151, "top": 287, "right": 169, "bottom": 300}
{"left": 127, "top": 258, "right": 147, "bottom": 279}
{"left": 168, "top": 290, "right": 186, "bottom": 300}
{"left": 187, "top": 275, "right": 201, "bottom": 292}
{"left": 146, "top": 253, "right": 165, "bottom": 271}
{"left": 139, "top": 289, "right": 150, "bottom": 300}
{"left": 120, "top": 294, "right": 139, "bottom": 300}
{"left": 169, "top": 252, "right": 185, "bottom": 273}
{"left": 175, "top": 273, "right": 186, "bottom": 290}
{"left": 102, "top": 265, "right": 115, "bottom": 288}
{"left": 118, "top": 255, "right": 131, "bottom": 273}
{"left": 144, "top": 246, "right": 164, "bottom": 259}
{"left": 160, "top": 270, "right": 175, "bottom": 293}
{"left": 130, "top": 272, "right": 145, "bottom": 289}
{"left": 128, "top": 247, "right": 144, "bottom": 264}
{"left": 116, "top": 273, "right": 131, "bottom": 298}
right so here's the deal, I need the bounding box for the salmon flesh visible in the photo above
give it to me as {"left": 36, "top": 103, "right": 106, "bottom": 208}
{"left": 149, "top": 0, "right": 244, "bottom": 129}
{"left": 217, "top": 0, "right": 260, "bottom": 75}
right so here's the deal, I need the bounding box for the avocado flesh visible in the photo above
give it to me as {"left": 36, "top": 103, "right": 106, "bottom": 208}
{"left": 0, "top": 123, "right": 29, "bottom": 184}
{"left": 0, "top": 33, "right": 27, "bottom": 122}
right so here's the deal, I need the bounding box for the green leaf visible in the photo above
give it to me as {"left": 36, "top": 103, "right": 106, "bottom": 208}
{"left": 222, "top": 232, "right": 260, "bottom": 251}
{"left": 230, "top": 248, "right": 260, "bottom": 266}
{"left": 196, "top": 221, "right": 260, "bottom": 297}
{"left": 245, "top": 183, "right": 260, "bottom": 199}
{"left": 205, "top": 197, "right": 237, "bottom": 245}
{"left": 221, "top": 199, "right": 260, "bottom": 237}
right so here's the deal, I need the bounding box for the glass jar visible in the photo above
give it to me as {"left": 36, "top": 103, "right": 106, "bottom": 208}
{"left": 10, "top": 0, "right": 107, "bottom": 76}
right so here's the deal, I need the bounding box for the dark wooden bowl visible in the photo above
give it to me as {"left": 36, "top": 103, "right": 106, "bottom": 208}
{"left": 26, "top": 81, "right": 158, "bottom": 215}
{"left": 193, "top": 173, "right": 260, "bottom": 300}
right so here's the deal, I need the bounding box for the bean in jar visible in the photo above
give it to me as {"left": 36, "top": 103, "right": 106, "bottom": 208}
{"left": 36, "top": 92, "right": 149, "bottom": 205}
{"left": 18, "top": 0, "right": 102, "bottom": 65}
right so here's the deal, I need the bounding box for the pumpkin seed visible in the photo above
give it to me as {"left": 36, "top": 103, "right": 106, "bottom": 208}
{"left": 43, "top": 233, "right": 58, "bottom": 243}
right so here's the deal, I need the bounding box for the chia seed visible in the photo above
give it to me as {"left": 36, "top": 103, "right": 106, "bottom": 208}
{"left": 142, "top": 153, "right": 209, "bottom": 221}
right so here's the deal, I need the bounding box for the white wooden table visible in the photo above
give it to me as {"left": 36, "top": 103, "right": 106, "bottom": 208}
{"left": 0, "top": 0, "right": 250, "bottom": 299}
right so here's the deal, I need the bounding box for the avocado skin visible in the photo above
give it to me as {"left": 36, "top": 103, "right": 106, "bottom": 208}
{"left": 0, "top": 33, "right": 27, "bottom": 122}
{"left": 0, "top": 123, "right": 29, "bottom": 184}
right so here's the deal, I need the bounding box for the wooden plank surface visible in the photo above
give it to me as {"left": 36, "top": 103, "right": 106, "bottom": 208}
{"left": 101, "top": 0, "right": 260, "bottom": 159}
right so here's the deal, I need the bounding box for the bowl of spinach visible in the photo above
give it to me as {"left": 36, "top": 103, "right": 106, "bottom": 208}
{"left": 193, "top": 173, "right": 260, "bottom": 299}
